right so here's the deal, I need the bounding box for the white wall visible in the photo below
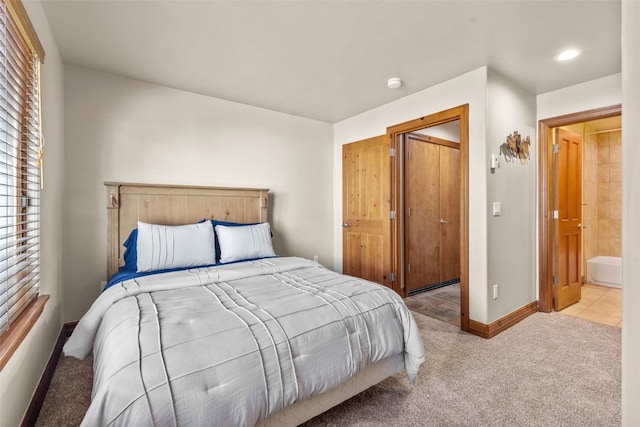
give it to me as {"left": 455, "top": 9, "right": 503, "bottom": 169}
{"left": 63, "top": 66, "right": 334, "bottom": 321}
{"left": 0, "top": 2, "right": 65, "bottom": 426}
{"left": 333, "top": 67, "right": 490, "bottom": 323}
{"left": 537, "top": 73, "right": 621, "bottom": 120}
{"left": 486, "top": 70, "right": 537, "bottom": 322}
{"left": 621, "top": 1, "right": 639, "bottom": 424}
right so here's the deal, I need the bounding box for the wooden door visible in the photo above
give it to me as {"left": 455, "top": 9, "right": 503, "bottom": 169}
{"left": 404, "top": 136, "right": 440, "bottom": 293}
{"left": 439, "top": 145, "right": 460, "bottom": 283}
{"left": 342, "top": 135, "right": 392, "bottom": 287}
{"left": 404, "top": 134, "right": 460, "bottom": 294}
{"left": 554, "top": 128, "right": 582, "bottom": 310}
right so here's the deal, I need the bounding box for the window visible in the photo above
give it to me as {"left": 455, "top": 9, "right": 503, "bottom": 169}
{"left": 0, "top": 0, "right": 44, "bottom": 356}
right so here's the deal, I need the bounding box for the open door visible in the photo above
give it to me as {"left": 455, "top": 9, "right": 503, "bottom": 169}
{"left": 342, "top": 135, "right": 392, "bottom": 288}
{"left": 537, "top": 104, "right": 621, "bottom": 313}
{"left": 553, "top": 128, "right": 582, "bottom": 310}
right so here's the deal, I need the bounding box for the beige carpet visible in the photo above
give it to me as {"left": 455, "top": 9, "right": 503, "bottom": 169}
{"left": 36, "top": 311, "right": 621, "bottom": 426}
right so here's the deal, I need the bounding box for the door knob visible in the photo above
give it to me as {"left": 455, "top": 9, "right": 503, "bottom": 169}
{"left": 440, "top": 219, "right": 448, "bottom": 225}
{"left": 342, "top": 222, "right": 349, "bottom": 228}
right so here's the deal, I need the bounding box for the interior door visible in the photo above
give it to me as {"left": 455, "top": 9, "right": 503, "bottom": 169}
{"left": 404, "top": 136, "right": 440, "bottom": 293}
{"left": 404, "top": 134, "right": 460, "bottom": 294}
{"left": 554, "top": 128, "right": 582, "bottom": 310}
{"left": 342, "top": 135, "right": 392, "bottom": 287}
{"left": 439, "top": 145, "right": 460, "bottom": 283}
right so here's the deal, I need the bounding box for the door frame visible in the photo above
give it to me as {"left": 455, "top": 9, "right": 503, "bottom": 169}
{"left": 537, "top": 104, "right": 621, "bottom": 312}
{"left": 388, "top": 104, "right": 470, "bottom": 331}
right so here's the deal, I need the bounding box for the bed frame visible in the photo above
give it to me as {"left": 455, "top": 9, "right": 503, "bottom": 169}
{"left": 103, "top": 182, "right": 403, "bottom": 426}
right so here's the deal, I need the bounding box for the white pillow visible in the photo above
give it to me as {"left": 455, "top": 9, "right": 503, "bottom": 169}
{"left": 136, "top": 221, "right": 216, "bottom": 272}
{"left": 215, "top": 222, "right": 276, "bottom": 264}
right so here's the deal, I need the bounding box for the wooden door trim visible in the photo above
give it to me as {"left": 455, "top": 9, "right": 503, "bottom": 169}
{"left": 406, "top": 132, "right": 460, "bottom": 149}
{"left": 537, "top": 104, "right": 621, "bottom": 312}
{"left": 388, "top": 104, "right": 470, "bottom": 332}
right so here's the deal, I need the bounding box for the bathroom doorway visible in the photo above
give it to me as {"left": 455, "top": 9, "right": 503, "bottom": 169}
{"left": 538, "top": 105, "right": 622, "bottom": 327}
{"left": 558, "top": 116, "right": 622, "bottom": 326}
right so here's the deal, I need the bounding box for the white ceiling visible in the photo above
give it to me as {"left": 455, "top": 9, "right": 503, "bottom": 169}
{"left": 39, "top": 0, "right": 621, "bottom": 123}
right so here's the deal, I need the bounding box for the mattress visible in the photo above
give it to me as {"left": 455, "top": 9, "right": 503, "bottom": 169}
{"left": 64, "top": 257, "right": 425, "bottom": 426}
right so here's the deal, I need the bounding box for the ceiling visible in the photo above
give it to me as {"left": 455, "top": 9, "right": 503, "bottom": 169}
{"left": 39, "top": 0, "right": 621, "bottom": 123}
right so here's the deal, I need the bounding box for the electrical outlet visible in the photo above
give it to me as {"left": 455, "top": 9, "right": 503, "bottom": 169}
{"left": 313, "top": 255, "right": 319, "bottom": 262}
{"left": 493, "top": 284, "right": 499, "bottom": 300}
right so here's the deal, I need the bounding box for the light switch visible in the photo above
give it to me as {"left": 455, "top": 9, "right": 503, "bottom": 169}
{"left": 490, "top": 154, "right": 500, "bottom": 169}
{"left": 492, "top": 202, "right": 501, "bottom": 216}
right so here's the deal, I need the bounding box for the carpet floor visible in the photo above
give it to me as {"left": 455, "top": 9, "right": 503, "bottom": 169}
{"left": 36, "top": 311, "right": 621, "bottom": 426}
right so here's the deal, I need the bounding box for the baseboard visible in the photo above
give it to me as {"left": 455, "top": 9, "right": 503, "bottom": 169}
{"left": 21, "top": 321, "right": 77, "bottom": 427}
{"left": 468, "top": 301, "right": 538, "bottom": 339}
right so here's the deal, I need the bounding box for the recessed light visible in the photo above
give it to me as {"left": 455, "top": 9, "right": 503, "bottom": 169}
{"left": 387, "top": 77, "right": 402, "bottom": 89}
{"left": 555, "top": 48, "right": 582, "bottom": 62}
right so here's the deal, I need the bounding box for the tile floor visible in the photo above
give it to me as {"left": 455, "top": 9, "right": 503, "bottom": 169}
{"left": 559, "top": 283, "right": 622, "bottom": 327}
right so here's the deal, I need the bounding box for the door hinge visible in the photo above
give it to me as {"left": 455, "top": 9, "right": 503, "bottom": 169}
{"left": 552, "top": 209, "right": 559, "bottom": 219}
{"left": 390, "top": 210, "right": 396, "bottom": 219}
{"left": 390, "top": 147, "right": 396, "bottom": 157}
{"left": 553, "top": 276, "right": 558, "bottom": 286}
{"left": 390, "top": 272, "right": 397, "bottom": 282}
{"left": 552, "top": 143, "right": 559, "bottom": 154}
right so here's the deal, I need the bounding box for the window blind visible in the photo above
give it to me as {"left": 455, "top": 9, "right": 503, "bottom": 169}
{"left": 0, "top": 0, "right": 41, "bottom": 335}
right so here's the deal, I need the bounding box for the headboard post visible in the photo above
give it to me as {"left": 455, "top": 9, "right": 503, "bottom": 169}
{"left": 106, "top": 183, "right": 121, "bottom": 279}
{"left": 260, "top": 192, "right": 268, "bottom": 222}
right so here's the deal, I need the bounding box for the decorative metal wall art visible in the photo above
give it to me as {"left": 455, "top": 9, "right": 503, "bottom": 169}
{"left": 501, "top": 131, "right": 531, "bottom": 164}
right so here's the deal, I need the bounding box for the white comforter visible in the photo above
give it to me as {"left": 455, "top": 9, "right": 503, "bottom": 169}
{"left": 64, "top": 257, "right": 425, "bottom": 427}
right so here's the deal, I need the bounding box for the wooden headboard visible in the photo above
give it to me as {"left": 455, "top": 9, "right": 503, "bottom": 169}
{"left": 105, "top": 182, "right": 269, "bottom": 279}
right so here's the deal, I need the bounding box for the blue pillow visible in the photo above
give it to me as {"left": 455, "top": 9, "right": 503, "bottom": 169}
{"left": 122, "top": 229, "right": 138, "bottom": 271}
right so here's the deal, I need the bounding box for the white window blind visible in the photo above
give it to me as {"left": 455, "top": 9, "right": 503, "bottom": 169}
{"left": 0, "top": 0, "right": 41, "bottom": 335}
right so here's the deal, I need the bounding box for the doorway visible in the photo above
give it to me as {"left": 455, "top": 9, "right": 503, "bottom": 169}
{"left": 389, "top": 105, "right": 469, "bottom": 331}
{"left": 538, "top": 104, "right": 621, "bottom": 314}
{"left": 340, "top": 105, "right": 469, "bottom": 331}
{"left": 403, "top": 131, "right": 460, "bottom": 295}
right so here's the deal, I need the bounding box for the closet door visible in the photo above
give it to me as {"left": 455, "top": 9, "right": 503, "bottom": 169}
{"left": 404, "top": 137, "right": 440, "bottom": 293}
{"left": 439, "top": 145, "right": 460, "bottom": 283}
{"left": 404, "top": 134, "right": 460, "bottom": 294}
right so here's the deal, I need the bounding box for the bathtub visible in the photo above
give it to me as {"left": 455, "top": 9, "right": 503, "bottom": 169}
{"left": 586, "top": 256, "right": 622, "bottom": 288}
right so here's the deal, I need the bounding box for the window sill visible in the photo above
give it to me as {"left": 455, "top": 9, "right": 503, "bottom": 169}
{"left": 0, "top": 295, "right": 50, "bottom": 371}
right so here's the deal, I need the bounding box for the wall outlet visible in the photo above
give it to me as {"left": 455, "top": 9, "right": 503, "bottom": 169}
{"left": 313, "top": 255, "right": 319, "bottom": 262}
{"left": 493, "top": 284, "right": 499, "bottom": 300}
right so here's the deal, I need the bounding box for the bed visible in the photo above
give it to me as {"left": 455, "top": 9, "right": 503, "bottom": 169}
{"left": 63, "top": 182, "right": 425, "bottom": 427}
